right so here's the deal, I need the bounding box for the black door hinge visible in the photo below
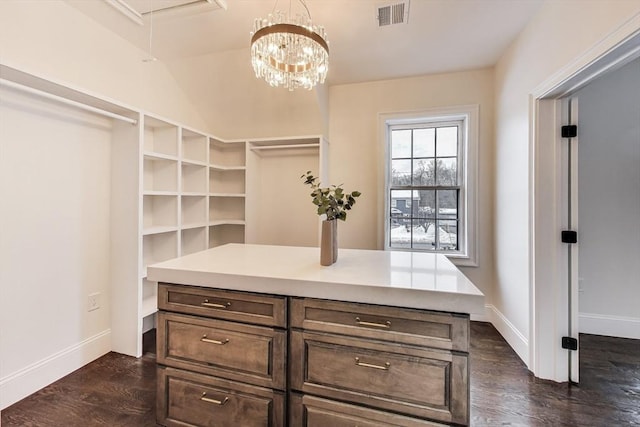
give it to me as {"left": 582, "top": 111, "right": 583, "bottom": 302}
{"left": 561, "top": 125, "right": 577, "bottom": 138}
{"left": 562, "top": 230, "right": 578, "bottom": 244}
{"left": 562, "top": 336, "right": 578, "bottom": 351}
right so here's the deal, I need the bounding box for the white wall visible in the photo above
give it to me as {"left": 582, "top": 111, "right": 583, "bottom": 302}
{"left": 494, "top": 0, "right": 640, "bottom": 369}
{"left": 0, "top": 0, "right": 209, "bottom": 409}
{"left": 576, "top": 57, "right": 640, "bottom": 339}
{"left": 328, "top": 68, "right": 495, "bottom": 310}
{"left": 164, "top": 49, "right": 325, "bottom": 139}
{"left": 246, "top": 148, "right": 322, "bottom": 247}
{"left": 0, "top": 0, "right": 208, "bottom": 132}
{"left": 0, "top": 88, "right": 113, "bottom": 409}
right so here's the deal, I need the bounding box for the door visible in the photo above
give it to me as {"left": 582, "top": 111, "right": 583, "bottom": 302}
{"left": 561, "top": 97, "right": 580, "bottom": 384}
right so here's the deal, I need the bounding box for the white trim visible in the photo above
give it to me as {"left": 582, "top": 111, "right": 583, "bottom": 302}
{"left": 529, "top": 14, "right": 640, "bottom": 382}
{"left": 0, "top": 78, "right": 138, "bottom": 125}
{"left": 378, "top": 105, "right": 478, "bottom": 266}
{"left": 0, "top": 330, "right": 111, "bottom": 410}
{"left": 532, "top": 14, "right": 640, "bottom": 99}
{"left": 488, "top": 304, "right": 530, "bottom": 366}
{"left": 104, "top": 0, "right": 144, "bottom": 25}
{"left": 579, "top": 313, "right": 640, "bottom": 340}
{"left": 470, "top": 304, "right": 492, "bottom": 322}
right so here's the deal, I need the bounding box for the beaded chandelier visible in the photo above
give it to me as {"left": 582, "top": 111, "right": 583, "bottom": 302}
{"left": 250, "top": 1, "right": 329, "bottom": 91}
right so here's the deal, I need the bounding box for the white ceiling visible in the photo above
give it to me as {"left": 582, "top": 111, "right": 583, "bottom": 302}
{"left": 67, "top": 0, "right": 544, "bottom": 85}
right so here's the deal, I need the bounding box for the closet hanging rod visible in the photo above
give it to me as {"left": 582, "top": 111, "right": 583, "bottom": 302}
{"left": 0, "top": 78, "right": 138, "bottom": 125}
{"left": 250, "top": 143, "right": 320, "bottom": 151}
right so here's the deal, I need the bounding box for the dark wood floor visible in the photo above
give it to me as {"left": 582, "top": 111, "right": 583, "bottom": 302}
{"left": 2, "top": 322, "right": 639, "bottom": 426}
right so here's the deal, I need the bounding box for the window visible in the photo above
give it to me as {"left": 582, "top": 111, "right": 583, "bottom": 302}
{"left": 382, "top": 106, "right": 477, "bottom": 264}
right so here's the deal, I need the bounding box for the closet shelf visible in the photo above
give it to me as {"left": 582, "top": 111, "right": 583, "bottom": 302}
{"left": 250, "top": 143, "right": 320, "bottom": 151}
{"left": 144, "top": 190, "right": 179, "bottom": 196}
{"left": 210, "top": 193, "right": 246, "bottom": 198}
{"left": 181, "top": 159, "right": 207, "bottom": 167}
{"left": 143, "top": 225, "right": 179, "bottom": 236}
{"left": 210, "top": 220, "right": 246, "bottom": 226}
{"left": 209, "top": 164, "right": 246, "bottom": 171}
{"left": 144, "top": 151, "right": 179, "bottom": 161}
{"left": 141, "top": 297, "right": 157, "bottom": 318}
{"left": 181, "top": 223, "right": 209, "bottom": 230}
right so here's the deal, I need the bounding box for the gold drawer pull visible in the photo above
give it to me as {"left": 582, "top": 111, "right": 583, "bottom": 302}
{"left": 201, "top": 335, "right": 229, "bottom": 345}
{"left": 355, "top": 317, "right": 391, "bottom": 329}
{"left": 200, "top": 392, "right": 229, "bottom": 406}
{"left": 201, "top": 299, "right": 231, "bottom": 309}
{"left": 354, "top": 357, "right": 391, "bottom": 370}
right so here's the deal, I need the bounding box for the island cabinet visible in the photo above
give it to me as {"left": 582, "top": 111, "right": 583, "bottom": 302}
{"left": 289, "top": 298, "right": 469, "bottom": 426}
{"left": 155, "top": 283, "right": 470, "bottom": 427}
{"left": 156, "top": 283, "right": 287, "bottom": 427}
{"left": 149, "top": 245, "right": 483, "bottom": 426}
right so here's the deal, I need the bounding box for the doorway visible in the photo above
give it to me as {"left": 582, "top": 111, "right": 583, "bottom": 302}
{"left": 530, "top": 30, "right": 640, "bottom": 383}
{"left": 573, "top": 57, "right": 640, "bottom": 341}
{"left": 559, "top": 56, "right": 640, "bottom": 382}
{"left": 572, "top": 56, "right": 640, "bottom": 380}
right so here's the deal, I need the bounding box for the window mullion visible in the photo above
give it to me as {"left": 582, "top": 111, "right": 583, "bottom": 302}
{"left": 387, "top": 117, "right": 467, "bottom": 255}
{"left": 434, "top": 189, "right": 439, "bottom": 250}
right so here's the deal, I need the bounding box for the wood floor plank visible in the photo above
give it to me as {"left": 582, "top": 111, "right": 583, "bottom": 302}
{"left": 470, "top": 322, "right": 640, "bottom": 426}
{"left": 2, "top": 323, "right": 638, "bottom": 426}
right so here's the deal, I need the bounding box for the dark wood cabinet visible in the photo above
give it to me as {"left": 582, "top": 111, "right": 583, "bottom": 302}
{"left": 158, "top": 283, "right": 287, "bottom": 327}
{"left": 157, "top": 367, "right": 285, "bottom": 427}
{"left": 156, "top": 284, "right": 287, "bottom": 426}
{"left": 157, "top": 311, "right": 286, "bottom": 390}
{"left": 290, "top": 394, "right": 447, "bottom": 427}
{"left": 290, "top": 297, "right": 470, "bottom": 426}
{"left": 157, "top": 284, "right": 470, "bottom": 426}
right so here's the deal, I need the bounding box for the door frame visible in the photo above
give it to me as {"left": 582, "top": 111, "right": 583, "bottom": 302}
{"left": 529, "top": 22, "right": 640, "bottom": 382}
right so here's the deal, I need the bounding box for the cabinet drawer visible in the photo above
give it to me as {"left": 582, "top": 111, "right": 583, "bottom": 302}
{"left": 290, "top": 393, "right": 448, "bottom": 427}
{"left": 157, "top": 312, "right": 286, "bottom": 390}
{"left": 157, "top": 366, "right": 285, "bottom": 427}
{"left": 159, "top": 283, "right": 287, "bottom": 327}
{"left": 291, "top": 297, "right": 469, "bottom": 352}
{"left": 290, "top": 331, "right": 468, "bottom": 425}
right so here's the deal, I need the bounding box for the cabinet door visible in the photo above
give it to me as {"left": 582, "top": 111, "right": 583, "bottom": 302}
{"left": 291, "top": 297, "right": 469, "bottom": 352}
{"left": 158, "top": 312, "right": 286, "bottom": 390}
{"left": 290, "top": 330, "right": 469, "bottom": 425}
{"left": 157, "top": 366, "right": 285, "bottom": 427}
{"left": 158, "top": 283, "right": 287, "bottom": 327}
{"left": 290, "top": 394, "right": 448, "bottom": 427}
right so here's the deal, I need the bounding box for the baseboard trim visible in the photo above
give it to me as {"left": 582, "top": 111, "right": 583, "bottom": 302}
{"left": 470, "top": 304, "right": 491, "bottom": 322}
{"left": 579, "top": 312, "right": 640, "bottom": 339}
{"left": 486, "top": 304, "right": 530, "bottom": 366}
{"left": 0, "top": 329, "right": 111, "bottom": 410}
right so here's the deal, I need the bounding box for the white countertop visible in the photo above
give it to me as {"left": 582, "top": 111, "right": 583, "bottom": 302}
{"left": 148, "top": 244, "right": 484, "bottom": 315}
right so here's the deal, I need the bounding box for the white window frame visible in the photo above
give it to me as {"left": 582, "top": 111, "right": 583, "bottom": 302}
{"left": 379, "top": 105, "right": 478, "bottom": 266}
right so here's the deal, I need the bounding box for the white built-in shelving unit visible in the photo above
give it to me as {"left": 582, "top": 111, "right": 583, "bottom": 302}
{"left": 139, "top": 120, "right": 247, "bottom": 338}
{"left": 0, "top": 64, "right": 327, "bottom": 362}
{"left": 208, "top": 137, "right": 247, "bottom": 247}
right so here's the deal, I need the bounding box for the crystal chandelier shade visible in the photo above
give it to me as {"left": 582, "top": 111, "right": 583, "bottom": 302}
{"left": 251, "top": 7, "right": 329, "bottom": 91}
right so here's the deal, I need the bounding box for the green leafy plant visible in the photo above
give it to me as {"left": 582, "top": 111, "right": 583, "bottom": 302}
{"left": 301, "top": 171, "right": 361, "bottom": 221}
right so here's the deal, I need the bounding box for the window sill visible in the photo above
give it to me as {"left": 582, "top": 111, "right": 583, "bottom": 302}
{"left": 446, "top": 253, "right": 478, "bottom": 268}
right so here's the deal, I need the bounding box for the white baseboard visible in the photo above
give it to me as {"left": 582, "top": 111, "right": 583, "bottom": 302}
{"left": 579, "top": 312, "right": 640, "bottom": 339}
{"left": 0, "top": 329, "right": 111, "bottom": 410}
{"left": 470, "top": 304, "right": 491, "bottom": 322}
{"left": 486, "top": 304, "right": 530, "bottom": 366}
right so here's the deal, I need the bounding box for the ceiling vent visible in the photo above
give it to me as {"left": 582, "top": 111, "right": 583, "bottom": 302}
{"left": 377, "top": 1, "right": 410, "bottom": 27}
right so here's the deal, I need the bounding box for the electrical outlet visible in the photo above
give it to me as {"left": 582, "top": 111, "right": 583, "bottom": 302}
{"left": 88, "top": 292, "right": 100, "bottom": 311}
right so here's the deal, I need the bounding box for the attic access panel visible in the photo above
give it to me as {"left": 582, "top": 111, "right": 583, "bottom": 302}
{"left": 125, "top": 0, "right": 224, "bottom": 15}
